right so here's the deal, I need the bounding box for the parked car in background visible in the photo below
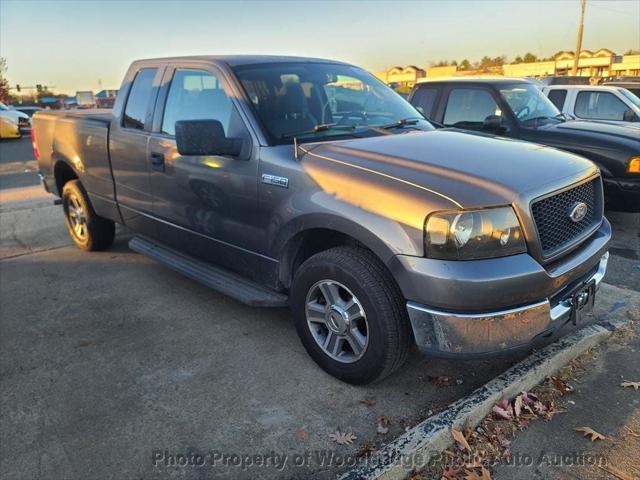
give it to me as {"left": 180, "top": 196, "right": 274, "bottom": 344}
{"left": 33, "top": 56, "right": 611, "bottom": 384}
{"left": 409, "top": 78, "right": 640, "bottom": 211}
{"left": 75, "top": 91, "right": 96, "bottom": 109}
{"left": 0, "top": 101, "right": 30, "bottom": 135}
{"left": 542, "top": 85, "right": 640, "bottom": 124}
{"left": 13, "top": 106, "right": 44, "bottom": 118}
{"left": 602, "top": 78, "right": 640, "bottom": 98}
{"left": 0, "top": 111, "right": 21, "bottom": 139}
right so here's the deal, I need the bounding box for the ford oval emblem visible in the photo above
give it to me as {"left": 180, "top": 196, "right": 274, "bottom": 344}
{"left": 569, "top": 202, "right": 588, "bottom": 223}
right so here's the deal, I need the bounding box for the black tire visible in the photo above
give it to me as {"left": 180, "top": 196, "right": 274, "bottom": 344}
{"left": 62, "top": 180, "right": 115, "bottom": 251}
{"left": 290, "top": 246, "right": 412, "bottom": 384}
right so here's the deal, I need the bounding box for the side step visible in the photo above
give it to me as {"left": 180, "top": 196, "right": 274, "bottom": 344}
{"left": 129, "top": 236, "right": 288, "bottom": 308}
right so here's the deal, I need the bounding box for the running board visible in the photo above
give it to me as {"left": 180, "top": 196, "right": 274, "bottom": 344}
{"left": 129, "top": 236, "right": 288, "bottom": 307}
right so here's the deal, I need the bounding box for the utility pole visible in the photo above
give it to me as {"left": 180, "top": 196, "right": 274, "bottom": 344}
{"left": 572, "top": 0, "right": 587, "bottom": 75}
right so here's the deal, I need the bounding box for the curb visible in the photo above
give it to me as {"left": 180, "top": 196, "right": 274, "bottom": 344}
{"left": 339, "top": 288, "right": 633, "bottom": 480}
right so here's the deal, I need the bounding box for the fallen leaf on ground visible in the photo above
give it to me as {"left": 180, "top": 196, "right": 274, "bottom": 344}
{"left": 376, "top": 422, "right": 389, "bottom": 434}
{"left": 625, "top": 427, "right": 640, "bottom": 438}
{"left": 329, "top": 430, "right": 357, "bottom": 445}
{"left": 621, "top": 381, "right": 640, "bottom": 390}
{"left": 451, "top": 427, "right": 471, "bottom": 451}
{"left": 294, "top": 429, "right": 308, "bottom": 440}
{"left": 429, "top": 375, "right": 453, "bottom": 387}
{"left": 442, "top": 465, "right": 463, "bottom": 480}
{"left": 492, "top": 404, "right": 512, "bottom": 420}
{"left": 377, "top": 414, "right": 393, "bottom": 426}
{"left": 463, "top": 417, "right": 474, "bottom": 440}
{"left": 463, "top": 466, "right": 492, "bottom": 480}
{"left": 513, "top": 394, "right": 523, "bottom": 417}
{"left": 360, "top": 398, "right": 377, "bottom": 407}
{"left": 575, "top": 426, "right": 605, "bottom": 442}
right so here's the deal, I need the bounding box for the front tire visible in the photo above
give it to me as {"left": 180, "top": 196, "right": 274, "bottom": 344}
{"left": 291, "top": 246, "right": 412, "bottom": 384}
{"left": 62, "top": 180, "right": 115, "bottom": 251}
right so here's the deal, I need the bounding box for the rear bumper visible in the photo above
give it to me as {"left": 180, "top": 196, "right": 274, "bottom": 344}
{"left": 407, "top": 252, "right": 608, "bottom": 357}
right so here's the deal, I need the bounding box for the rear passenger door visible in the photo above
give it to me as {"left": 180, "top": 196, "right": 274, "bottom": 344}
{"left": 574, "top": 90, "right": 629, "bottom": 122}
{"left": 109, "top": 66, "right": 164, "bottom": 236}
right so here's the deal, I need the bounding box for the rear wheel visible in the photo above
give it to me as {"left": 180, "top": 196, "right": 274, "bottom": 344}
{"left": 291, "top": 246, "right": 412, "bottom": 384}
{"left": 62, "top": 180, "right": 115, "bottom": 251}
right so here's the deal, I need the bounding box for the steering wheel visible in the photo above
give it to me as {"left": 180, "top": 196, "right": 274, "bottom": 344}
{"left": 515, "top": 105, "right": 530, "bottom": 119}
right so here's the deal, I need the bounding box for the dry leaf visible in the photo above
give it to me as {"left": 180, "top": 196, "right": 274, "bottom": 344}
{"left": 376, "top": 422, "right": 389, "bottom": 435}
{"left": 513, "top": 394, "right": 523, "bottom": 418}
{"left": 442, "top": 465, "right": 463, "bottom": 480}
{"left": 451, "top": 427, "right": 471, "bottom": 451}
{"left": 430, "top": 375, "right": 453, "bottom": 387}
{"left": 492, "top": 404, "right": 512, "bottom": 420}
{"left": 575, "top": 426, "right": 605, "bottom": 442}
{"left": 360, "top": 398, "right": 377, "bottom": 407}
{"left": 329, "top": 430, "right": 357, "bottom": 445}
{"left": 463, "top": 466, "right": 492, "bottom": 480}
{"left": 625, "top": 427, "right": 640, "bottom": 438}
{"left": 294, "top": 429, "right": 308, "bottom": 440}
{"left": 621, "top": 381, "right": 640, "bottom": 390}
{"left": 464, "top": 417, "right": 474, "bottom": 440}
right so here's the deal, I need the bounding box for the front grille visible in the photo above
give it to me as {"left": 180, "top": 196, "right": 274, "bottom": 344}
{"left": 531, "top": 178, "right": 602, "bottom": 257}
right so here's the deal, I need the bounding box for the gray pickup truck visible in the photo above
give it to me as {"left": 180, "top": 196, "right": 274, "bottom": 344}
{"left": 33, "top": 56, "right": 611, "bottom": 384}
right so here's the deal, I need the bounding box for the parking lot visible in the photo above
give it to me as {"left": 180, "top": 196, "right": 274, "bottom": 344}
{"left": 1, "top": 137, "right": 639, "bottom": 480}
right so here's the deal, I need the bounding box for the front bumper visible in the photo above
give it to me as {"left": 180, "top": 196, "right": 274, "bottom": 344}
{"left": 407, "top": 252, "right": 608, "bottom": 357}
{"left": 603, "top": 177, "right": 640, "bottom": 212}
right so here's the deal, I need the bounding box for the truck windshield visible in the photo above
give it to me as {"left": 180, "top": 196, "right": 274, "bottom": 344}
{"left": 620, "top": 88, "right": 640, "bottom": 110}
{"left": 499, "top": 84, "right": 563, "bottom": 127}
{"left": 232, "top": 62, "right": 433, "bottom": 144}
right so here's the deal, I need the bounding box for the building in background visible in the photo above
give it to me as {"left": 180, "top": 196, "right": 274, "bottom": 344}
{"left": 377, "top": 50, "right": 640, "bottom": 85}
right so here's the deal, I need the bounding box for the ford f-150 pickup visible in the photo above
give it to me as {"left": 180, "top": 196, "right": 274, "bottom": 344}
{"left": 33, "top": 56, "right": 611, "bottom": 384}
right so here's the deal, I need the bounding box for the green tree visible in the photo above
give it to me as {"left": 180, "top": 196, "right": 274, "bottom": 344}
{"left": 523, "top": 52, "right": 538, "bottom": 63}
{"left": 0, "top": 57, "right": 10, "bottom": 103}
{"left": 514, "top": 56, "right": 524, "bottom": 64}
{"left": 459, "top": 59, "right": 471, "bottom": 70}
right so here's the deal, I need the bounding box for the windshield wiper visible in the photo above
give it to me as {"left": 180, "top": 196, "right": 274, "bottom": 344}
{"left": 281, "top": 123, "right": 356, "bottom": 139}
{"left": 522, "top": 115, "right": 562, "bottom": 127}
{"left": 379, "top": 117, "right": 423, "bottom": 130}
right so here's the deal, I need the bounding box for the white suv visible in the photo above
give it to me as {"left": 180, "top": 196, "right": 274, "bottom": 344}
{"left": 542, "top": 85, "right": 640, "bottom": 125}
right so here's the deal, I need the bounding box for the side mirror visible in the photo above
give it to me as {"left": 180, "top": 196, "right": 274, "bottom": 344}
{"left": 623, "top": 109, "right": 638, "bottom": 122}
{"left": 483, "top": 115, "right": 505, "bottom": 132}
{"left": 175, "top": 120, "right": 242, "bottom": 156}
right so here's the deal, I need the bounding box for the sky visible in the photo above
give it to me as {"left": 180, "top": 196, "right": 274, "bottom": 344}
{"left": 1, "top": 0, "right": 639, "bottom": 94}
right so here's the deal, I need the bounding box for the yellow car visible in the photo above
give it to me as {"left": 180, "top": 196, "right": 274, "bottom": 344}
{"left": 0, "top": 102, "right": 29, "bottom": 139}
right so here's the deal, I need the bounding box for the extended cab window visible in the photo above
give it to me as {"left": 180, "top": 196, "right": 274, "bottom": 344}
{"left": 411, "top": 88, "right": 438, "bottom": 118}
{"left": 161, "top": 69, "right": 232, "bottom": 136}
{"left": 575, "top": 91, "right": 627, "bottom": 121}
{"left": 443, "top": 88, "right": 501, "bottom": 127}
{"left": 123, "top": 68, "right": 157, "bottom": 130}
{"left": 547, "top": 89, "right": 567, "bottom": 110}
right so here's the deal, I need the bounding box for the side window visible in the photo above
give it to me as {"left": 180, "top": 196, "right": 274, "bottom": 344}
{"left": 411, "top": 88, "right": 438, "bottom": 118}
{"left": 161, "top": 69, "right": 232, "bottom": 136}
{"left": 575, "top": 91, "right": 628, "bottom": 120}
{"left": 123, "top": 68, "right": 157, "bottom": 130}
{"left": 443, "top": 88, "right": 501, "bottom": 126}
{"left": 547, "top": 89, "right": 567, "bottom": 110}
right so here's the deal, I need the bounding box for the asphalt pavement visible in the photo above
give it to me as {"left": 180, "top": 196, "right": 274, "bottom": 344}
{"left": 0, "top": 137, "right": 638, "bottom": 480}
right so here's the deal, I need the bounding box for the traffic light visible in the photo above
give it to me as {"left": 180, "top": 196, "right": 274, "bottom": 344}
{"left": 16, "top": 84, "right": 21, "bottom": 92}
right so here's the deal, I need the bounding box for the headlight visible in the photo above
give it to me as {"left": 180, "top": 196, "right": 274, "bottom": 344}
{"left": 425, "top": 207, "right": 526, "bottom": 260}
{"left": 627, "top": 156, "right": 640, "bottom": 174}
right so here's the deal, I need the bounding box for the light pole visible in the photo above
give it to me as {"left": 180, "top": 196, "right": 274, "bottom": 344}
{"left": 572, "top": 0, "right": 587, "bottom": 76}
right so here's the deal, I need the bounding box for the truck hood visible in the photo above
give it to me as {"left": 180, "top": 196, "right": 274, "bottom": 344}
{"left": 300, "top": 129, "right": 597, "bottom": 213}
{"left": 542, "top": 120, "right": 640, "bottom": 143}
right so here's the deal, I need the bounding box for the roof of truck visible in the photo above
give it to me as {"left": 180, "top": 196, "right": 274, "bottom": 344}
{"left": 133, "top": 55, "right": 351, "bottom": 67}
{"left": 416, "top": 77, "right": 531, "bottom": 86}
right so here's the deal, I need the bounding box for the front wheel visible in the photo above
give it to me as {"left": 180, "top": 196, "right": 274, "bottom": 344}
{"left": 291, "top": 246, "right": 412, "bottom": 384}
{"left": 62, "top": 180, "right": 115, "bottom": 251}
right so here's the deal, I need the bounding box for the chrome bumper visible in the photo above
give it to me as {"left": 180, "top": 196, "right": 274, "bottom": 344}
{"left": 407, "top": 252, "right": 609, "bottom": 357}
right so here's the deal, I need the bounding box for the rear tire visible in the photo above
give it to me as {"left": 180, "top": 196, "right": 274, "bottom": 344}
{"left": 291, "top": 246, "right": 412, "bottom": 384}
{"left": 62, "top": 180, "right": 115, "bottom": 251}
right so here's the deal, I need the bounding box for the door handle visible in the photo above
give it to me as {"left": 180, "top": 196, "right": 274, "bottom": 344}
{"left": 150, "top": 152, "right": 165, "bottom": 172}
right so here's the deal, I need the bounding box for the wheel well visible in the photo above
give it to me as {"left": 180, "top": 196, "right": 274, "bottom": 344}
{"left": 280, "top": 228, "right": 365, "bottom": 289}
{"left": 54, "top": 161, "right": 78, "bottom": 195}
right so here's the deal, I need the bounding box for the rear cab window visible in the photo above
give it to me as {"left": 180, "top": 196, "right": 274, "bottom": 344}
{"left": 410, "top": 87, "right": 439, "bottom": 119}
{"left": 547, "top": 89, "right": 567, "bottom": 110}
{"left": 123, "top": 68, "right": 158, "bottom": 130}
